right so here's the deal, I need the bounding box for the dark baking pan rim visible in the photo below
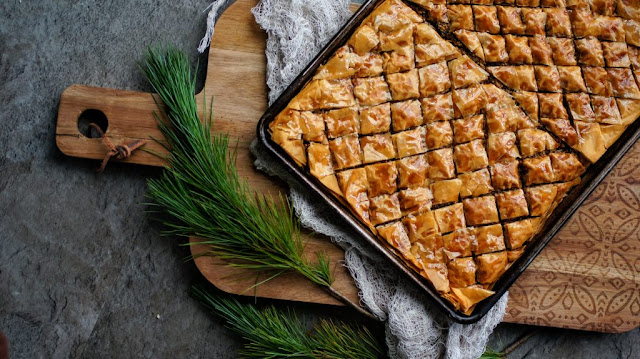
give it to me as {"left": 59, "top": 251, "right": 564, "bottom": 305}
{"left": 256, "top": 0, "right": 640, "bottom": 323}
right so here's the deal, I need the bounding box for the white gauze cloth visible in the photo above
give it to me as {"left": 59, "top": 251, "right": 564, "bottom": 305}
{"left": 200, "top": 1, "right": 508, "bottom": 358}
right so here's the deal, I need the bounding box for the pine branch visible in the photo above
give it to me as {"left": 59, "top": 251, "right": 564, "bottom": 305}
{"left": 139, "top": 47, "right": 375, "bottom": 318}
{"left": 191, "top": 284, "right": 385, "bottom": 359}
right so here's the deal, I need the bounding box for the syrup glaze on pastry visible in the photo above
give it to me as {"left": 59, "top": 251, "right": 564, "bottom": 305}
{"left": 270, "top": 0, "right": 640, "bottom": 314}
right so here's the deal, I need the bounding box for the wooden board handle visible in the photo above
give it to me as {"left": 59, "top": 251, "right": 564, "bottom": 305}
{"left": 56, "top": 84, "right": 168, "bottom": 167}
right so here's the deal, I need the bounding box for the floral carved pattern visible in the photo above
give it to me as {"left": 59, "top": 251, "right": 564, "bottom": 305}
{"left": 504, "top": 142, "right": 640, "bottom": 333}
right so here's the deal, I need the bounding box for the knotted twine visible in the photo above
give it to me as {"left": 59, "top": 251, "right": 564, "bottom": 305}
{"left": 199, "top": 1, "right": 508, "bottom": 358}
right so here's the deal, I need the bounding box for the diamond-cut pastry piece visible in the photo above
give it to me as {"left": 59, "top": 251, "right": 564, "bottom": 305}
{"left": 576, "top": 38, "right": 605, "bottom": 66}
{"left": 512, "top": 91, "right": 539, "bottom": 121}
{"left": 370, "top": 193, "right": 402, "bottom": 225}
{"left": 308, "top": 143, "right": 334, "bottom": 178}
{"left": 418, "top": 62, "right": 451, "bottom": 96}
{"left": 360, "top": 103, "right": 391, "bottom": 135}
{"left": 558, "top": 66, "right": 587, "bottom": 92}
{"left": 566, "top": 93, "right": 596, "bottom": 121}
{"left": 453, "top": 115, "right": 485, "bottom": 143}
{"left": 315, "top": 46, "right": 361, "bottom": 80}
{"left": 428, "top": 148, "right": 456, "bottom": 180}
{"left": 455, "top": 30, "right": 485, "bottom": 60}
{"left": 505, "top": 35, "right": 533, "bottom": 64}
{"left": 583, "top": 66, "right": 614, "bottom": 96}
{"left": 393, "top": 127, "right": 427, "bottom": 158}
{"left": 391, "top": 100, "right": 424, "bottom": 131}
{"left": 377, "top": 220, "right": 411, "bottom": 256}
{"left": 459, "top": 169, "right": 493, "bottom": 198}
{"left": 490, "top": 160, "right": 521, "bottom": 190}
{"left": 476, "top": 252, "right": 508, "bottom": 284}
{"left": 360, "top": 133, "right": 396, "bottom": 163}
{"left": 597, "top": 15, "right": 625, "bottom": 41}
{"left": 329, "top": 135, "right": 362, "bottom": 170}
{"left": 592, "top": 95, "right": 623, "bottom": 124}
{"left": 607, "top": 68, "right": 640, "bottom": 98}
{"left": 337, "top": 168, "right": 371, "bottom": 224}
{"left": 517, "top": 128, "right": 559, "bottom": 157}
{"left": 526, "top": 184, "right": 558, "bottom": 217}
{"left": 387, "top": 69, "right": 420, "bottom": 101}
{"left": 422, "top": 93, "right": 455, "bottom": 122}
{"left": 355, "top": 52, "right": 384, "bottom": 77}
{"left": 544, "top": 8, "right": 573, "bottom": 36}
{"left": 550, "top": 152, "right": 585, "bottom": 182}
{"left": 496, "top": 189, "right": 530, "bottom": 220}
{"left": 434, "top": 203, "right": 466, "bottom": 233}
{"left": 522, "top": 8, "right": 547, "bottom": 35}
{"left": 397, "top": 154, "right": 428, "bottom": 189}
{"left": 463, "top": 195, "right": 500, "bottom": 226}
{"left": 504, "top": 219, "right": 536, "bottom": 250}
{"left": 288, "top": 79, "right": 355, "bottom": 110}
{"left": 529, "top": 36, "right": 554, "bottom": 65}
{"left": 443, "top": 228, "right": 474, "bottom": 258}
{"left": 453, "top": 85, "right": 487, "bottom": 118}
{"left": 488, "top": 132, "right": 520, "bottom": 165}
{"left": 473, "top": 224, "right": 506, "bottom": 255}
{"left": 448, "top": 5, "right": 474, "bottom": 31}
{"left": 325, "top": 107, "right": 359, "bottom": 138}
{"left": 448, "top": 257, "right": 477, "bottom": 288}
{"left": 414, "top": 23, "right": 459, "bottom": 66}
{"left": 399, "top": 186, "right": 433, "bottom": 214}
{"left": 380, "top": 24, "right": 415, "bottom": 52}
{"left": 478, "top": 33, "right": 509, "bottom": 62}
{"left": 474, "top": 6, "right": 500, "bottom": 34}
{"left": 448, "top": 56, "right": 489, "bottom": 88}
{"left": 349, "top": 24, "right": 379, "bottom": 56}
{"left": 602, "top": 41, "right": 631, "bottom": 67}
{"left": 454, "top": 139, "right": 489, "bottom": 173}
{"left": 403, "top": 210, "right": 439, "bottom": 243}
{"left": 498, "top": 6, "right": 526, "bottom": 35}
{"left": 383, "top": 46, "right": 415, "bottom": 73}
{"left": 300, "top": 111, "right": 327, "bottom": 142}
{"left": 534, "top": 65, "right": 561, "bottom": 92}
{"left": 431, "top": 178, "right": 463, "bottom": 205}
{"left": 488, "top": 66, "right": 538, "bottom": 91}
{"left": 570, "top": 10, "right": 600, "bottom": 38}
{"left": 353, "top": 77, "right": 391, "bottom": 106}
{"left": 426, "top": 121, "right": 454, "bottom": 150}
{"left": 574, "top": 121, "right": 607, "bottom": 162}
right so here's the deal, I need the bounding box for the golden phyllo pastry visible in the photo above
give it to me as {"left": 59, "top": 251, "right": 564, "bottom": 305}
{"left": 269, "top": 0, "right": 640, "bottom": 314}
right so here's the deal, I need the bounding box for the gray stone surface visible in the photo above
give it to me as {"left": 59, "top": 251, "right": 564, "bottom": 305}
{"left": 0, "top": 0, "right": 638, "bottom": 358}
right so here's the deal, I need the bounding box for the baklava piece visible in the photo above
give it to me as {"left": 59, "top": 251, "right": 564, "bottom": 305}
{"left": 459, "top": 169, "right": 494, "bottom": 198}
{"left": 360, "top": 133, "right": 396, "bottom": 163}
{"left": 397, "top": 156, "right": 428, "bottom": 191}
{"left": 428, "top": 148, "right": 456, "bottom": 180}
{"left": 422, "top": 93, "right": 455, "bottom": 122}
{"left": 454, "top": 139, "right": 490, "bottom": 173}
{"left": 463, "top": 195, "right": 500, "bottom": 226}
{"left": 452, "top": 115, "right": 485, "bottom": 144}
{"left": 490, "top": 160, "right": 522, "bottom": 190}
{"left": 473, "top": 224, "right": 506, "bottom": 255}
{"left": 434, "top": 203, "right": 467, "bottom": 233}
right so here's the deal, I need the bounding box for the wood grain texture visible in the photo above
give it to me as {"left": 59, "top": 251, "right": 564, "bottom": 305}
{"left": 55, "top": 0, "right": 640, "bottom": 332}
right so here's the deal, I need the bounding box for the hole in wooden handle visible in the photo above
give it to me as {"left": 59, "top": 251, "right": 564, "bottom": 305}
{"left": 77, "top": 109, "right": 108, "bottom": 138}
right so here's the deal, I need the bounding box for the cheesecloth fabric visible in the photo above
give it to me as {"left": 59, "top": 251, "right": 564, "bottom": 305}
{"left": 200, "top": 1, "right": 508, "bottom": 358}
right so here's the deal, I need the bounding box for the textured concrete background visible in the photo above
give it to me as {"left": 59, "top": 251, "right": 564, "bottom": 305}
{"left": 0, "top": 0, "right": 638, "bottom": 358}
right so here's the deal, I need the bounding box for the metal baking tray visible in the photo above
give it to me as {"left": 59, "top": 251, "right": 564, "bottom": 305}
{"left": 256, "top": 0, "right": 640, "bottom": 323}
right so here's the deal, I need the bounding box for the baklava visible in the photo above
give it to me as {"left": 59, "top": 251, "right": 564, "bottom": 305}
{"left": 269, "top": 0, "right": 640, "bottom": 314}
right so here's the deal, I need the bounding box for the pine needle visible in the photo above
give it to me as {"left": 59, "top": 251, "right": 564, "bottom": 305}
{"left": 191, "top": 284, "right": 385, "bottom": 359}
{"left": 139, "top": 46, "right": 333, "bottom": 288}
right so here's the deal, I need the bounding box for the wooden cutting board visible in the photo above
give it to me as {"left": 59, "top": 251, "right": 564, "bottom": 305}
{"left": 56, "top": 0, "right": 640, "bottom": 333}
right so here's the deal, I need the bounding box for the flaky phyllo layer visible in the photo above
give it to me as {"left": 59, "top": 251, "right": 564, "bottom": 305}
{"left": 269, "top": 0, "right": 640, "bottom": 314}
